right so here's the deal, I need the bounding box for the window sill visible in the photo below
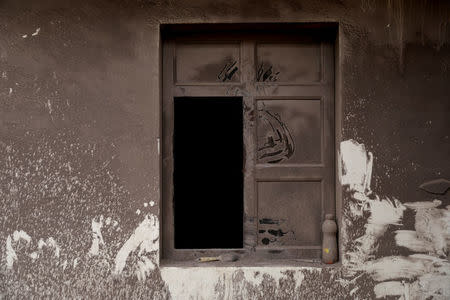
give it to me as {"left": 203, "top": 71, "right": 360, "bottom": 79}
{"left": 160, "top": 258, "right": 341, "bottom": 269}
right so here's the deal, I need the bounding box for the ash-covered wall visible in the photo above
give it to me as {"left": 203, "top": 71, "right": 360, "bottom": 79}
{"left": 1, "top": 0, "right": 449, "bottom": 299}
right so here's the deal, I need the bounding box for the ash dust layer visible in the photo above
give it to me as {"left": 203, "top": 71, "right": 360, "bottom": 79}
{"left": 0, "top": 131, "right": 167, "bottom": 298}
{"left": 0, "top": 136, "right": 448, "bottom": 298}
{"left": 1, "top": 0, "right": 450, "bottom": 297}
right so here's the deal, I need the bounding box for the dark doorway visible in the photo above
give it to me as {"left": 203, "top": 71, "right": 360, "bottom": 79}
{"left": 173, "top": 97, "right": 243, "bottom": 249}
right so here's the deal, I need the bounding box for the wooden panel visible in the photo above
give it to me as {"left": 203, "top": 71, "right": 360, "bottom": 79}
{"left": 256, "top": 165, "right": 325, "bottom": 180}
{"left": 256, "top": 43, "right": 321, "bottom": 83}
{"left": 257, "top": 99, "right": 322, "bottom": 164}
{"left": 175, "top": 43, "right": 240, "bottom": 84}
{"left": 257, "top": 181, "right": 322, "bottom": 247}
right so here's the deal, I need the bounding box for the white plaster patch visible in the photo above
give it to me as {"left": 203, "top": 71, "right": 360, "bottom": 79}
{"left": 368, "top": 197, "right": 405, "bottom": 226}
{"left": 162, "top": 267, "right": 231, "bottom": 300}
{"left": 361, "top": 255, "right": 437, "bottom": 281}
{"left": 404, "top": 199, "right": 442, "bottom": 210}
{"left": 374, "top": 281, "right": 407, "bottom": 298}
{"left": 340, "top": 139, "right": 373, "bottom": 193}
{"left": 114, "top": 214, "right": 159, "bottom": 280}
{"left": 161, "top": 267, "right": 315, "bottom": 300}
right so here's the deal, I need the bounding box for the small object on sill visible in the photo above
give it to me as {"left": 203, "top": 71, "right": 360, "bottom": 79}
{"left": 196, "top": 253, "right": 239, "bottom": 263}
{"left": 322, "top": 214, "right": 338, "bottom": 264}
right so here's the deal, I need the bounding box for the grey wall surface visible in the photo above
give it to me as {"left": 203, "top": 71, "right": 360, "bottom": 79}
{"left": 1, "top": 0, "right": 449, "bottom": 298}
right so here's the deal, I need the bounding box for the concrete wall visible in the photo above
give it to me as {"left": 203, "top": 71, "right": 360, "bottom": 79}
{"left": 1, "top": 0, "right": 449, "bottom": 298}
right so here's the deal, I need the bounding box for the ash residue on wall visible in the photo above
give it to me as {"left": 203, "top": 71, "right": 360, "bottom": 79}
{"left": 1, "top": 0, "right": 449, "bottom": 298}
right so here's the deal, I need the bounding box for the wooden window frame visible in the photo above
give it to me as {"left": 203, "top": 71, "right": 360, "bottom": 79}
{"left": 161, "top": 24, "right": 338, "bottom": 263}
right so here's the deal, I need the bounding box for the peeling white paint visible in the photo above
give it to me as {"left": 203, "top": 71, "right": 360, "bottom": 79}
{"left": 37, "top": 237, "right": 61, "bottom": 258}
{"left": 341, "top": 140, "right": 406, "bottom": 267}
{"left": 350, "top": 198, "right": 405, "bottom": 266}
{"left": 340, "top": 139, "right": 449, "bottom": 298}
{"left": 114, "top": 214, "right": 159, "bottom": 280}
{"left": 31, "top": 27, "right": 40, "bottom": 36}
{"left": 374, "top": 281, "right": 407, "bottom": 298}
{"left": 6, "top": 230, "right": 32, "bottom": 269}
{"left": 395, "top": 230, "right": 434, "bottom": 253}
{"left": 1, "top": 137, "right": 447, "bottom": 299}
{"left": 362, "top": 255, "right": 438, "bottom": 281}
{"left": 46, "top": 237, "right": 60, "bottom": 258}
{"left": 157, "top": 137, "right": 160, "bottom": 155}
{"left": 404, "top": 199, "right": 442, "bottom": 209}
{"left": 46, "top": 99, "right": 53, "bottom": 114}
{"left": 61, "top": 259, "right": 68, "bottom": 270}
{"left": 89, "top": 215, "right": 104, "bottom": 256}
{"left": 5, "top": 235, "right": 17, "bottom": 269}
{"left": 368, "top": 256, "right": 450, "bottom": 299}
{"left": 414, "top": 273, "right": 450, "bottom": 299}
{"left": 13, "top": 230, "right": 31, "bottom": 243}
{"left": 403, "top": 200, "right": 449, "bottom": 257}
{"left": 349, "top": 286, "right": 358, "bottom": 296}
{"left": 37, "top": 238, "right": 46, "bottom": 249}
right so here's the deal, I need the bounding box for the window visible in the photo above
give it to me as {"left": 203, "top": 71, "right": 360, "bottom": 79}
{"left": 162, "top": 24, "right": 336, "bottom": 262}
{"left": 173, "top": 97, "right": 243, "bottom": 249}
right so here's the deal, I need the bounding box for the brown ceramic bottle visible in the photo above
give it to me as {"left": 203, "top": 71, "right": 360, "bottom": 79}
{"left": 322, "top": 214, "right": 338, "bottom": 264}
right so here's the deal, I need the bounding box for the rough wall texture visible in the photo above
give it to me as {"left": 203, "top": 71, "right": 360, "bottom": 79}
{"left": 0, "top": 0, "right": 449, "bottom": 299}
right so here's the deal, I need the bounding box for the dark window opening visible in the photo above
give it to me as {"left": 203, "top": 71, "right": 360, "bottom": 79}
{"left": 173, "top": 97, "right": 243, "bottom": 249}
